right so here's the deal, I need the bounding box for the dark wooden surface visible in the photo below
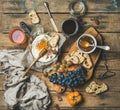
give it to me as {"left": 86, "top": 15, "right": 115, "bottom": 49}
{"left": 0, "top": 0, "right": 120, "bottom": 110}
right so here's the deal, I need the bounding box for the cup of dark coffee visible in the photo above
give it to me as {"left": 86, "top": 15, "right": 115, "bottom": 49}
{"left": 61, "top": 18, "right": 79, "bottom": 37}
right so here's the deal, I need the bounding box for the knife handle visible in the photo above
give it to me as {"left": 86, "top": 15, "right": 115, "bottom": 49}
{"left": 44, "top": 2, "right": 52, "bottom": 18}
{"left": 20, "top": 22, "right": 31, "bottom": 35}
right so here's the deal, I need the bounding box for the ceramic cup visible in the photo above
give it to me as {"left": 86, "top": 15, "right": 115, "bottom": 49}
{"left": 61, "top": 18, "right": 79, "bottom": 37}
{"left": 77, "top": 34, "right": 97, "bottom": 54}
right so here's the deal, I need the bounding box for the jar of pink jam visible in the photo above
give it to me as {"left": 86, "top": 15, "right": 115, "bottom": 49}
{"left": 9, "top": 28, "right": 27, "bottom": 44}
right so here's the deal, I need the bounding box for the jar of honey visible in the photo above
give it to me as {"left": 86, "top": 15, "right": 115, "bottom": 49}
{"left": 77, "top": 34, "right": 97, "bottom": 54}
{"left": 9, "top": 27, "right": 27, "bottom": 44}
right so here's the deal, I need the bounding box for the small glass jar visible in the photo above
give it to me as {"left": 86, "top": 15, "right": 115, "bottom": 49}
{"left": 31, "top": 24, "right": 44, "bottom": 39}
{"left": 69, "top": 0, "right": 86, "bottom": 17}
{"left": 9, "top": 27, "right": 27, "bottom": 44}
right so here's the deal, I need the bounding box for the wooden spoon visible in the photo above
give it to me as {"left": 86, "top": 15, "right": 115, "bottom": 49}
{"left": 22, "top": 48, "right": 47, "bottom": 77}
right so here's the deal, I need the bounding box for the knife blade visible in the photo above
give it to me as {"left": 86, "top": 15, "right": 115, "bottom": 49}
{"left": 50, "top": 18, "right": 58, "bottom": 32}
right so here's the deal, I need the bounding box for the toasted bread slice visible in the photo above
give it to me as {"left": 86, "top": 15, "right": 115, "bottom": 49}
{"left": 50, "top": 33, "right": 60, "bottom": 47}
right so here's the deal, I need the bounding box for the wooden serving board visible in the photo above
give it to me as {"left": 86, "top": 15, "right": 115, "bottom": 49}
{"left": 67, "top": 27, "right": 103, "bottom": 81}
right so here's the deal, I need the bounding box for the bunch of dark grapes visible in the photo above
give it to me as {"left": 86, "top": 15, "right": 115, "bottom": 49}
{"left": 49, "top": 66, "right": 87, "bottom": 87}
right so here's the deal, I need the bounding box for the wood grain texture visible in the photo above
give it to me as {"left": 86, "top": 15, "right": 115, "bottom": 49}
{"left": 64, "top": 27, "right": 103, "bottom": 81}
{"left": 0, "top": 0, "right": 120, "bottom": 110}
{"left": 0, "top": 32, "right": 120, "bottom": 52}
{"left": 1, "top": 13, "right": 120, "bottom": 33}
{"left": 2, "top": 0, "right": 120, "bottom": 13}
{"left": 0, "top": 90, "right": 120, "bottom": 109}
{"left": 0, "top": 68, "right": 120, "bottom": 109}
{"left": 0, "top": 0, "right": 3, "bottom": 13}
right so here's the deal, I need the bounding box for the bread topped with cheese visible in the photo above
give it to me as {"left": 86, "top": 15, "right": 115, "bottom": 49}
{"left": 49, "top": 33, "right": 60, "bottom": 47}
{"left": 64, "top": 49, "right": 92, "bottom": 69}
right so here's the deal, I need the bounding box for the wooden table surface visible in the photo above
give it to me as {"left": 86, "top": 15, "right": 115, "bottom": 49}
{"left": 0, "top": 0, "right": 120, "bottom": 110}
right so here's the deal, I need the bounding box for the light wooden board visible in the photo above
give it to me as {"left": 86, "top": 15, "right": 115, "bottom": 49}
{"left": 63, "top": 27, "right": 102, "bottom": 81}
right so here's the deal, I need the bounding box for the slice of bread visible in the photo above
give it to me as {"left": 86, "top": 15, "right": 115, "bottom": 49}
{"left": 49, "top": 34, "right": 60, "bottom": 47}
{"left": 29, "top": 10, "right": 40, "bottom": 24}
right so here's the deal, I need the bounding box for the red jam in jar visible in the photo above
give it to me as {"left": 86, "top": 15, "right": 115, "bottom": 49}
{"left": 9, "top": 28, "right": 27, "bottom": 44}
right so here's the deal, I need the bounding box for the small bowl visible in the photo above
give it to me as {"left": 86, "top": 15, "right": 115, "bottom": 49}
{"left": 77, "top": 34, "right": 97, "bottom": 54}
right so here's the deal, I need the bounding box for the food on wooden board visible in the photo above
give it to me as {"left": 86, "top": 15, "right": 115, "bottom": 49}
{"left": 29, "top": 10, "right": 40, "bottom": 24}
{"left": 49, "top": 66, "right": 87, "bottom": 87}
{"left": 66, "top": 91, "right": 82, "bottom": 106}
{"left": 52, "top": 50, "right": 92, "bottom": 74}
{"left": 64, "top": 49, "right": 92, "bottom": 69}
{"left": 82, "top": 53, "right": 92, "bottom": 69}
{"left": 85, "top": 81, "right": 108, "bottom": 94}
{"left": 52, "top": 61, "right": 73, "bottom": 73}
{"left": 77, "top": 34, "right": 97, "bottom": 54}
{"left": 49, "top": 33, "right": 60, "bottom": 47}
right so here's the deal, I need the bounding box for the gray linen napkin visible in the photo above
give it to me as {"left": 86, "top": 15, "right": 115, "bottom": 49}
{"left": 0, "top": 34, "right": 66, "bottom": 110}
{"left": 4, "top": 74, "right": 51, "bottom": 110}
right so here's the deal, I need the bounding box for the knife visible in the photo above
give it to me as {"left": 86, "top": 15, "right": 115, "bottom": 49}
{"left": 20, "top": 21, "right": 31, "bottom": 35}
{"left": 44, "top": 2, "right": 58, "bottom": 32}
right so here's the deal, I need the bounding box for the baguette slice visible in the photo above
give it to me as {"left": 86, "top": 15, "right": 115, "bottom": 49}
{"left": 49, "top": 34, "right": 60, "bottom": 47}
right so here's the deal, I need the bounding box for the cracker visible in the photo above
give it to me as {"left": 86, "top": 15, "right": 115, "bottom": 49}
{"left": 29, "top": 10, "right": 40, "bottom": 24}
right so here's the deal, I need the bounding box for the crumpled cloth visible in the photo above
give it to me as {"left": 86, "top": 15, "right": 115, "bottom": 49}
{"left": 0, "top": 34, "right": 66, "bottom": 110}
{"left": 4, "top": 74, "right": 51, "bottom": 110}
{"left": 0, "top": 34, "right": 66, "bottom": 73}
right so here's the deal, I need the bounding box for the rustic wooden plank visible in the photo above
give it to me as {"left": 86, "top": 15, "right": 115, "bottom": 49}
{"left": 100, "top": 33, "right": 120, "bottom": 52}
{"left": 0, "top": 33, "right": 120, "bottom": 59}
{"left": 1, "top": 13, "right": 120, "bottom": 34}
{"left": 97, "top": 59, "right": 120, "bottom": 70}
{"left": 0, "top": 106, "right": 8, "bottom": 110}
{"left": 50, "top": 108, "right": 120, "bottom": 110}
{"left": 0, "top": 71, "right": 120, "bottom": 109}
{"left": 0, "top": 66, "right": 119, "bottom": 108}
{"left": 0, "top": 33, "right": 28, "bottom": 49}
{"left": 0, "top": 68, "right": 119, "bottom": 91}
{"left": 0, "top": 33, "right": 17, "bottom": 49}
{"left": 2, "top": 0, "right": 120, "bottom": 13}
{"left": 62, "top": 32, "right": 120, "bottom": 53}
{"left": 34, "top": 69, "right": 120, "bottom": 91}
{"left": 0, "top": 31, "right": 120, "bottom": 57}
{"left": 0, "top": 0, "right": 3, "bottom": 13}
{"left": 0, "top": 90, "right": 120, "bottom": 109}
{"left": 0, "top": 91, "right": 8, "bottom": 110}
{"left": 52, "top": 92, "right": 120, "bottom": 108}
{"left": 0, "top": 75, "right": 5, "bottom": 91}
{"left": 0, "top": 13, "right": 2, "bottom": 32}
